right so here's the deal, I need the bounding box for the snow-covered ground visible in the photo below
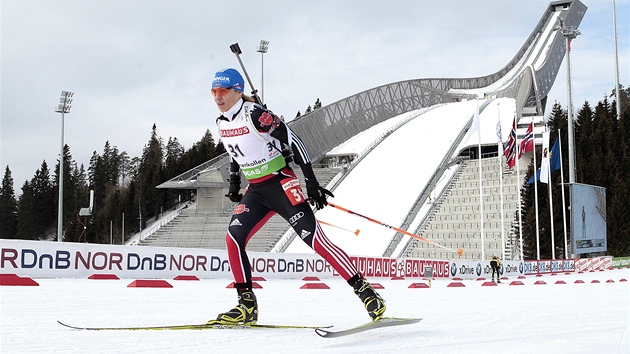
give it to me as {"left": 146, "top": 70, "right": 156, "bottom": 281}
{"left": 2, "top": 269, "right": 628, "bottom": 353}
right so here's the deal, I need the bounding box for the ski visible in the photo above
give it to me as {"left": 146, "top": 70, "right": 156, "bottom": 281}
{"left": 314, "top": 317, "right": 422, "bottom": 338}
{"left": 57, "top": 320, "right": 330, "bottom": 331}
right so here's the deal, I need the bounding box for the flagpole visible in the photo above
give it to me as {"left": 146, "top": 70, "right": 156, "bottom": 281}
{"left": 540, "top": 130, "right": 554, "bottom": 259}
{"left": 497, "top": 104, "right": 506, "bottom": 260}
{"left": 559, "top": 130, "right": 569, "bottom": 258}
{"left": 516, "top": 151, "right": 524, "bottom": 260}
{"left": 520, "top": 121, "right": 535, "bottom": 261}
{"left": 533, "top": 131, "right": 541, "bottom": 260}
{"left": 476, "top": 100, "right": 485, "bottom": 260}
{"left": 548, "top": 150, "right": 556, "bottom": 260}
{"left": 516, "top": 123, "right": 524, "bottom": 261}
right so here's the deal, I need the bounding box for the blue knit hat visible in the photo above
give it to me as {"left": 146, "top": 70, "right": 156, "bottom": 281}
{"left": 212, "top": 68, "right": 244, "bottom": 92}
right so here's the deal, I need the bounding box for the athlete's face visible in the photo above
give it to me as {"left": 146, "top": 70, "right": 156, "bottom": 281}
{"left": 212, "top": 87, "right": 242, "bottom": 113}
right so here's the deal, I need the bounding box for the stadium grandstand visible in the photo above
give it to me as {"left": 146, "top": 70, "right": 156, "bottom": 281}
{"left": 135, "top": 0, "right": 587, "bottom": 261}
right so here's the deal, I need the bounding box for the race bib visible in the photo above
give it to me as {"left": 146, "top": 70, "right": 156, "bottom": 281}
{"left": 281, "top": 178, "right": 306, "bottom": 206}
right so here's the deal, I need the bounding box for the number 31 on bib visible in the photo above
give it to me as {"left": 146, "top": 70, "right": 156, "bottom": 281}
{"left": 281, "top": 178, "right": 306, "bottom": 206}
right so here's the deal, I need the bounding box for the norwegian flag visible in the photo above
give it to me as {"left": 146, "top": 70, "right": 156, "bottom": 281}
{"left": 504, "top": 116, "right": 517, "bottom": 168}
{"left": 519, "top": 122, "right": 534, "bottom": 159}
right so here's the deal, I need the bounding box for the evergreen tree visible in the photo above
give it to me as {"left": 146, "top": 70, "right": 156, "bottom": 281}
{"left": 103, "top": 141, "right": 121, "bottom": 186}
{"left": 16, "top": 161, "right": 56, "bottom": 240}
{"left": 164, "top": 137, "right": 185, "bottom": 179}
{"left": 54, "top": 145, "right": 83, "bottom": 241}
{"left": 119, "top": 151, "right": 131, "bottom": 186}
{"left": 520, "top": 161, "right": 539, "bottom": 258}
{"left": 136, "top": 124, "right": 165, "bottom": 226}
{"left": 0, "top": 166, "right": 19, "bottom": 239}
{"left": 181, "top": 129, "right": 218, "bottom": 171}
{"left": 65, "top": 163, "right": 90, "bottom": 243}
{"left": 88, "top": 151, "right": 100, "bottom": 188}
{"left": 32, "top": 161, "right": 56, "bottom": 238}
{"left": 196, "top": 129, "right": 218, "bottom": 163}
{"left": 17, "top": 181, "right": 37, "bottom": 240}
{"left": 123, "top": 179, "right": 139, "bottom": 238}
{"left": 575, "top": 101, "right": 594, "bottom": 183}
{"left": 216, "top": 140, "right": 226, "bottom": 156}
{"left": 88, "top": 150, "right": 106, "bottom": 213}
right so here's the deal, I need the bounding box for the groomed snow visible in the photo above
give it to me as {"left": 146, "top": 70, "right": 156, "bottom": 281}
{"left": 2, "top": 269, "right": 628, "bottom": 353}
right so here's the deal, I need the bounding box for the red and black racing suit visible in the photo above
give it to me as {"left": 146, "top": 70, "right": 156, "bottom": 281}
{"left": 218, "top": 99, "right": 360, "bottom": 289}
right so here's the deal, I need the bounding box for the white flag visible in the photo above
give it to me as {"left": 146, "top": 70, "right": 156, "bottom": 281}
{"left": 540, "top": 130, "right": 551, "bottom": 184}
{"left": 496, "top": 120, "right": 503, "bottom": 143}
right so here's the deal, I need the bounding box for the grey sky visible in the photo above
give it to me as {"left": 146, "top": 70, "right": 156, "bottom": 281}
{"left": 1, "top": 0, "right": 628, "bottom": 194}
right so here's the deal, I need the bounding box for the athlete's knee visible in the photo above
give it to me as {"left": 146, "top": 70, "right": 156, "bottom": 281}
{"left": 226, "top": 229, "right": 247, "bottom": 248}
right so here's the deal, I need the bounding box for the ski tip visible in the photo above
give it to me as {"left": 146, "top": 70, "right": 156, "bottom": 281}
{"left": 314, "top": 327, "right": 332, "bottom": 337}
{"left": 314, "top": 317, "right": 422, "bottom": 338}
{"left": 57, "top": 320, "right": 83, "bottom": 330}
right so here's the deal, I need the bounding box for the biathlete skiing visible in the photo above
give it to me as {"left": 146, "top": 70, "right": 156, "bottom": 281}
{"left": 207, "top": 68, "right": 386, "bottom": 325}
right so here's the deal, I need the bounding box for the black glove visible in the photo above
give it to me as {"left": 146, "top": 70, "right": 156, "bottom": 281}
{"left": 306, "top": 178, "right": 334, "bottom": 210}
{"left": 225, "top": 174, "right": 243, "bottom": 203}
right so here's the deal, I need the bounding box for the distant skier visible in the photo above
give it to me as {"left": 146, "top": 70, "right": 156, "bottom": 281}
{"left": 490, "top": 256, "right": 502, "bottom": 283}
{"left": 208, "top": 68, "right": 385, "bottom": 325}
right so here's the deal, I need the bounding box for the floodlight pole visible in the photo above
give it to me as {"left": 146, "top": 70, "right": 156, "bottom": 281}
{"left": 55, "top": 91, "right": 74, "bottom": 242}
{"left": 257, "top": 40, "right": 269, "bottom": 103}
{"left": 612, "top": 0, "right": 622, "bottom": 121}
{"left": 561, "top": 25, "right": 580, "bottom": 184}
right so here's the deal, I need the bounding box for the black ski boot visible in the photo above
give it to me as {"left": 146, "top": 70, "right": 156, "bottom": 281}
{"left": 353, "top": 278, "right": 386, "bottom": 321}
{"left": 212, "top": 288, "right": 258, "bottom": 324}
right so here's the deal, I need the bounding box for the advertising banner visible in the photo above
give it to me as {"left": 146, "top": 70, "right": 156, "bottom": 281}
{"left": 571, "top": 183, "right": 607, "bottom": 254}
{"left": 448, "top": 260, "right": 524, "bottom": 279}
{"left": 611, "top": 257, "right": 630, "bottom": 269}
{"left": 0, "top": 239, "right": 451, "bottom": 280}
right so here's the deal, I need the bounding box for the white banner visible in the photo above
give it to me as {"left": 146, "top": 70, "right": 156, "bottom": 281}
{"left": 447, "top": 260, "right": 524, "bottom": 279}
{"left": 0, "top": 239, "right": 453, "bottom": 280}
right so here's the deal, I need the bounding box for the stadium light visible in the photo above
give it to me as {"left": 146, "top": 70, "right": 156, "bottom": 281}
{"left": 55, "top": 90, "right": 74, "bottom": 242}
{"left": 257, "top": 40, "right": 269, "bottom": 103}
{"left": 612, "top": 0, "right": 622, "bottom": 121}
{"left": 557, "top": 19, "right": 580, "bottom": 184}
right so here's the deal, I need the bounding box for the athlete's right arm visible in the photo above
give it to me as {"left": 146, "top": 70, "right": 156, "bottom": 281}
{"left": 226, "top": 158, "right": 242, "bottom": 202}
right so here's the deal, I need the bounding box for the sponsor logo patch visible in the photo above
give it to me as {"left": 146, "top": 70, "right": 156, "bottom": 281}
{"left": 289, "top": 212, "right": 304, "bottom": 225}
{"left": 233, "top": 205, "right": 250, "bottom": 215}
{"left": 221, "top": 126, "right": 250, "bottom": 137}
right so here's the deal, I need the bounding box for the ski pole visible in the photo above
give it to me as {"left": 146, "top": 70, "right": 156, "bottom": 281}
{"left": 318, "top": 220, "right": 360, "bottom": 236}
{"left": 327, "top": 202, "right": 464, "bottom": 256}
{"left": 229, "top": 43, "right": 263, "bottom": 105}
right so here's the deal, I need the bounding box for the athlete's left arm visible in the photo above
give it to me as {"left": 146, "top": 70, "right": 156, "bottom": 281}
{"left": 250, "top": 105, "right": 316, "bottom": 180}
